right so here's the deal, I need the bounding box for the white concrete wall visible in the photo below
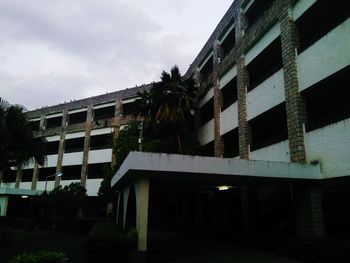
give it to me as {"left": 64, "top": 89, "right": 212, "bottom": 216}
{"left": 46, "top": 154, "right": 59, "bottom": 167}
{"left": 292, "top": 0, "right": 317, "bottom": 20}
{"left": 199, "top": 88, "right": 214, "bottom": 108}
{"left": 305, "top": 118, "right": 350, "bottom": 178}
{"left": 91, "top": 127, "right": 114, "bottom": 136}
{"left": 1, "top": 183, "right": 15, "bottom": 189}
{"left": 220, "top": 102, "right": 238, "bottom": 136}
{"left": 298, "top": 19, "right": 350, "bottom": 92}
{"left": 62, "top": 152, "right": 83, "bottom": 166}
{"left": 85, "top": 179, "right": 104, "bottom": 196}
{"left": 247, "top": 69, "right": 285, "bottom": 121}
{"left": 245, "top": 22, "right": 280, "bottom": 65}
{"left": 46, "top": 135, "right": 60, "bottom": 142}
{"left": 220, "top": 65, "right": 237, "bottom": 89}
{"left": 88, "top": 149, "right": 112, "bottom": 164}
{"left": 250, "top": 140, "right": 290, "bottom": 162}
{"left": 198, "top": 119, "right": 214, "bottom": 145}
{"left": 65, "top": 131, "right": 85, "bottom": 139}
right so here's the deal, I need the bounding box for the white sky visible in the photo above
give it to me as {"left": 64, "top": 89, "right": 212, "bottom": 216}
{"left": 0, "top": 0, "right": 233, "bottom": 110}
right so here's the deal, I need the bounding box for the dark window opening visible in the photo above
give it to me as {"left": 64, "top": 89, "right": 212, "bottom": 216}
{"left": 123, "top": 101, "right": 140, "bottom": 116}
{"left": 200, "top": 56, "right": 214, "bottom": 84}
{"left": 21, "top": 169, "right": 34, "bottom": 182}
{"left": 303, "top": 66, "right": 350, "bottom": 132}
{"left": 38, "top": 167, "right": 57, "bottom": 181}
{"left": 62, "top": 165, "right": 81, "bottom": 180}
{"left": 221, "top": 77, "right": 238, "bottom": 111}
{"left": 65, "top": 137, "right": 85, "bottom": 153}
{"left": 221, "top": 26, "right": 236, "bottom": 57}
{"left": 244, "top": 0, "right": 274, "bottom": 27}
{"left": 88, "top": 163, "right": 110, "bottom": 179}
{"left": 247, "top": 36, "right": 282, "bottom": 91}
{"left": 90, "top": 134, "right": 113, "bottom": 150}
{"left": 200, "top": 97, "right": 214, "bottom": 126}
{"left": 46, "top": 116, "right": 62, "bottom": 129}
{"left": 201, "top": 141, "right": 214, "bottom": 157}
{"left": 68, "top": 111, "right": 87, "bottom": 124}
{"left": 30, "top": 120, "right": 40, "bottom": 131}
{"left": 223, "top": 128, "right": 239, "bottom": 158}
{"left": 296, "top": 0, "right": 349, "bottom": 54}
{"left": 45, "top": 141, "right": 60, "bottom": 155}
{"left": 94, "top": 106, "right": 115, "bottom": 120}
{"left": 2, "top": 169, "right": 16, "bottom": 183}
{"left": 249, "top": 103, "right": 288, "bottom": 151}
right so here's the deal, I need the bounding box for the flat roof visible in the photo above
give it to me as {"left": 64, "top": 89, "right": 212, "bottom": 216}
{"left": 111, "top": 152, "right": 322, "bottom": 188}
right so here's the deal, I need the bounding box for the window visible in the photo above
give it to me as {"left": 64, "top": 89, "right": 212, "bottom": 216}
{"left": 221, "top": 77, "right": 237, "bottom": 111}
{"left": 46, "top": 141, "right": 60, "bottom": 155}
{"left": 303, "top": 66, "right": 350, "bottom": 132}
{"left": 68, "top": 111, "right": 87, "bottom": 124}
{"left": 296, "top": 0, "right": 349, "bottom": 54}
{"left": 200, "top": 97, "right": 214, "bottom": 126}
{"left": 243, "top": 0, "right": 274, "bottom": 28}
{"left": 94, "top": 106, "right": 115, "bottom": 120}
{"left": 90, "top": 134, "right": 113, "bottom": 150}
{"left": 30, "top": 120, "right": 40, "bottom": 131}
{"left": 65, "top": 137, "right": 85, "bottom": 153}
{"left": 222, "top": 128, "right": 239, "bottom": 158}
{"left": 247, "top": 37, "right": 282, "bottom": 91}
{"left": 46, "top": 116, "right": 62, "bottom": 129}
{"left": 249, "top": 103, "right": 288, "bottom": 151}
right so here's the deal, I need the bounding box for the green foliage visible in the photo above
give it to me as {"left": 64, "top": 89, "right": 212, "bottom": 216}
{"left": 9, "top": 251, "right": 66, "bottom": 263}
{"left": 41, "top": 182, "right": 87, "bottom": 218}
{"left": 0, "top": 101, "right": 45, "bottom": 171}
{"left": 84, "top": 223, "right": 137, "bottom": 263}
{"left": 137, "top": 65, "right": 200, "bottom": 154}
{"left": 0, "top": 227, "right": 13, "bottom": 249}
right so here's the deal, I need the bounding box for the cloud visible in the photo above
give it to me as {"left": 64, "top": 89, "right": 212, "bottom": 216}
{"left": 0, "top": 0, "right": 233, "bottom": 110}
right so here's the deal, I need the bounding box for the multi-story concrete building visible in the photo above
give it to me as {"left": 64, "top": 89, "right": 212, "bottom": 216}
{"left": 1, "top": 0, "right": 349, "bottom": 252}
{"left": 0, "top": 85, "right": 150, "bottom": 213}
{"left": 110, "top": 0, "right": 350, "bottom": 251}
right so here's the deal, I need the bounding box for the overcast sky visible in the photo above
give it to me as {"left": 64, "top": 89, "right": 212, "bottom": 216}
{"left": 0, "top": 0, "right": 232, "bottom": 110}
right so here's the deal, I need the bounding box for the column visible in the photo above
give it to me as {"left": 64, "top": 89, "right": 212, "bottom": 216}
{"left": 294, "top": 184, "right": 325, "bottom": 238}
{"left": 122, "top": 185, "right": 131, "bottom": 229}
{"left": 111, "top": 100, "right": 123, "bottom": 168}
{"left": 31, "top": 162, "right": 40, "bottom": 190}
{"left": 80, "top": 105, "right": 93, "bottom": 188}
{"left": 0, "top": 196, "right": 9, "bottom": 216}
{"left": 55, "top": 109, "right": 68, "bottom": 188}
{"left": 237, "top": 56, "right": 251, "bottom": 159}
{"left": 15, "top": 166, "right": 22, "bottom": 189}
{"left": 134, "top": 177, "right": 150, "bottom": 252}
{"left": 280, "top": 5, "right": 306, "bottom": 163}
{"left": 213, "top": 40, "right": 224, "bottom": 157}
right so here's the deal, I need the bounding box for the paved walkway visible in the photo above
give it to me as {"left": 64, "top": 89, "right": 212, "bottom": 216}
{"left": 147, "top": 231, "right": 301, "bottom": 263}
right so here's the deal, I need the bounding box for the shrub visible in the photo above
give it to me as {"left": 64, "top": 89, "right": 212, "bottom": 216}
{"left": 9, "top": 251, "right": 67, "bottom": 263}
{"left": 84, "top": 223, "right": 137, "bottom": 263}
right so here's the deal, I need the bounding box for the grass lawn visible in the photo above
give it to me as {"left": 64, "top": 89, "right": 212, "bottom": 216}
{"left": 0, "top": 228, "right": 85, "bottom": 263}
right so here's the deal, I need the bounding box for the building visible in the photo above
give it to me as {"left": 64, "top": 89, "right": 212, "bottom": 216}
{"left": 110, "top": 0, "right": 350, "bottom": 252}
{"left": 1, "top": 0, "right": 349, "bottom": 253}
{"left": 0, "top": 85, "right": 151, "bottom": 216}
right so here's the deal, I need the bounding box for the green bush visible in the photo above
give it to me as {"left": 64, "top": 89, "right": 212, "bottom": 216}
{"left": 0, "top": 227, "right": 13, "bottom": 249}
{"left": 9, "top": 251, "right": 67, "bottom": 263}
{"left": 84, "top": 223, "right": 137, "bottom": 263}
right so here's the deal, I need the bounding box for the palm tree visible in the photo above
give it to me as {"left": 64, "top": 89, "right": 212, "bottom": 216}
{"left": 137, "top": 66, "right": 198, "bottom": 153}
{"left": 0, "top": 99, "right": 45, "bottom": 182}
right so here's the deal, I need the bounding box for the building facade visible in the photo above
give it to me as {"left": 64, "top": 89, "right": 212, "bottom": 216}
{"left": 1, "top": 0, "right": 349, "bottom": 246}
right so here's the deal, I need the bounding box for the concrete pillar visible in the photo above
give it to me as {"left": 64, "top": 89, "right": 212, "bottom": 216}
{"left": 116, "top": 191, "right": 122, "bottom": 225}
{"left": 241, "top": 186, "right": 257, "bottom": 237}
{"left": 31, "top": 161, "right": 40, "bottom": 190}
{"left": 0, "top": 169, "right": 4, "bottom": 187}
{"left": 134, "top": 177, "right": 150, "bottom": 252}
{"left": 15, "top": 166, "right": 22, "bottom": 189}
{"left": 280, "top": 5, "right": 306, "bottom": 163}
{"left": 111, "top": 100, "right": 123, "bottom": 168}
{"left": 213, "top": 40, "right": 224, "bottom": 157}
{"left": 193, "top": 70, "right": 202, "bottom": 136}
{"left": 55, "top": 110, "right": 68, "bottom": 188}
{"left": 122, "top": 185, "right": 131, "bottom": 228}
{"left": 0, "top": 196, "right": 9, "bottom": 216}
{"left": 237, "top": 56, "right": 251, "bottom": 159}
{"left": 294, "top": 184, "right": 325, "bottom": 239}
{"left": 80, "top": 105, "right": 93, "bottom": 187}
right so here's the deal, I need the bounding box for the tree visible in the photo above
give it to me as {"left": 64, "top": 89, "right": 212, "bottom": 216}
{"left": 137, "top": 65, "right": 199, "bottom": 154}
{"left": 0, "top": 99, "right": 45, "bottom": 181}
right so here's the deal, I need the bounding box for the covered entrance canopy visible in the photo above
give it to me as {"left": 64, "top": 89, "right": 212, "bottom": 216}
{"left": 111, "top": 151, "right": 321, "bottom": 251}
